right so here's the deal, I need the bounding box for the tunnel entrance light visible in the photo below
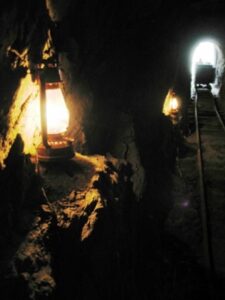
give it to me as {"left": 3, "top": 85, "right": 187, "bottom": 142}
{"left": 191, "top": 41, "right": 218, "bottom": 97}
{"left": 190, "top": 39, "right": 225, "bottom": 99}
{"left": 192, "top": 41, "right": 216, "bottom": 66}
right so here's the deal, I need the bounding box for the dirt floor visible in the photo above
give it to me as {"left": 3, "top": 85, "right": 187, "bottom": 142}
{"left": 2, "top": 92, "right": 225, "bottom": 299}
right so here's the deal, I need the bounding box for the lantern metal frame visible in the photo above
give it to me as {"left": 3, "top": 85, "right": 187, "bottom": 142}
{"left": 36, "top": 64, "right": 74, "bottom": 162}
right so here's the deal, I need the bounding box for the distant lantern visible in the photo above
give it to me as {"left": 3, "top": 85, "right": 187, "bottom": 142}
{"left": 170, "top": 96, "right": 179, "bottom": 112}
{"left": 162, "top": 89, "right": 181, "bottom": 125}
{"left": 37, "top": 64, "right": 74, "bottom": 162}
{"left": 163, "top": 89, "right": 180, "bottom": 115}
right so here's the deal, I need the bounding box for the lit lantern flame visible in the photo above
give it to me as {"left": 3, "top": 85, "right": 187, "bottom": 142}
{"left": 37, "top": 66, "right": 74, "bottom": 162}
{"left": 162, "top": 89, "right": 180, "bottom": 116}
{"left": 170, "top": 97, "right": 179, "bottom": 111}
{"left": 45, "top": 83, "right": 69, "bottom": 134}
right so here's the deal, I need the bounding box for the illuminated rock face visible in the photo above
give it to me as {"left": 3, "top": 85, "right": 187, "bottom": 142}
{"left": 0, "top": 1, "right": 176, "bottom": 173}
{"left": 1, "top": 1, "right": 225, "bottom": 164}
{"left": 1, "top": 2, "right": 225, "bottom": 299}
{"left": 45, "top": 0, "right": 71, "bottom": 22}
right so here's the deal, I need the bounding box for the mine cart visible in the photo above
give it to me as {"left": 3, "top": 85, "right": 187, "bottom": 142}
{"left": 195, "top": 64, "right": 215, "bottom": 88}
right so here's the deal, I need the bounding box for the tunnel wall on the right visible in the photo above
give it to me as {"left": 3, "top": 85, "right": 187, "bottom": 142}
{"left": 217, "top": 42, "right": 225, "bottom": 111}
{"left": 210, "top": 41, "right": 225, "bottom": 99}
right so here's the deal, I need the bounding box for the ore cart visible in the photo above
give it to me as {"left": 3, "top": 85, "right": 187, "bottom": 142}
{"left": 195, "top": 64, "right": 215, "bottom": 88}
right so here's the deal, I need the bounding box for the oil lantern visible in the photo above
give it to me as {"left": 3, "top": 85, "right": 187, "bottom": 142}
{"left": 37, "top": 64, "right": 74, "bottom": 162}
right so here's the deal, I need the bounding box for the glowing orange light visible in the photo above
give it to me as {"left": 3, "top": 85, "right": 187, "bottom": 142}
{"left": 13, "top": 74, "right": 41, "bottom": 156}
{"left": 36, "top": 66, "right": 74, "bottom": 162}
{"left": 162, "top": 89, "right": 180, "bottom": 116}
{"left": 45, "top": 84, "right": 69, "bottom": 134}
{"left": 170, "top": 97, "right": 179, "bottom": 111}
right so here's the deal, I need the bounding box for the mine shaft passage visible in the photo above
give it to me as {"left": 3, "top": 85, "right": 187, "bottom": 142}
{"left": 192, "top": 41, "right": 216, "bottom": 89}
{"left": 190, "top": 39, "right": 225, "bottom": 99}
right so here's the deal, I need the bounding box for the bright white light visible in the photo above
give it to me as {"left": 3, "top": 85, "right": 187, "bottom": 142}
{"left": 192, "top": 41, "right": 216, "bottom": 66}
{"left": 46, "top": 87, "right": 69, "bottom": 134}
{"left": 170, "top": 97, "right": 179, "bottom": 110}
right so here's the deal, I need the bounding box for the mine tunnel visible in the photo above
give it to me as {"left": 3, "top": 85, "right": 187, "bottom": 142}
{"left": 190, "top": 39, "right": 224, "bottom": 99}
{"left": 1, "top": 1, "right": 225, "bottom": 299}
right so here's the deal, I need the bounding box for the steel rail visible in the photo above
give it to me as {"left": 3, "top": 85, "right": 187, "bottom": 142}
{"left": 214, "top": 97, "right": 225, "bottom": 132}
{"left": 194, "top": 94, "right": 215, "bottom": 294}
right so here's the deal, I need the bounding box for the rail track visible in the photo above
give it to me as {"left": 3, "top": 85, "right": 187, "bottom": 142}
{"left": 167, "top": 87, "right": 225, "bottom": 298}
{"left": 194, "top": 88, "right": 225, "bottom": 290}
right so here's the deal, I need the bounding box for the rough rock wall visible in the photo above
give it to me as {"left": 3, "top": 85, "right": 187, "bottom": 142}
{"left": 0, "top": 0, "right": 181, "bottom": 203}
{"left": 1, "top": 2, "right": 225, "bottom": 167}
{"left": 0, "top": 0, "right": 48, "bottom": 166}
{"left": 217, "top": 42, "right": 225, "bottom": 109}
{"left": 0, "top": 0, "right": 86, "bottom": 167}
{"left": 2, "top": 1, "right": 225, "bottom": 299}
{"left": 3, "top": 155, "right": 140, "bottom": 299}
